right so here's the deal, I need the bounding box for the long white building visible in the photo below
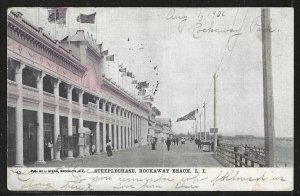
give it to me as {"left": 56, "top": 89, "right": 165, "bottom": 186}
{"left": 7, "top": 11, "right": 152, "bottom": 166}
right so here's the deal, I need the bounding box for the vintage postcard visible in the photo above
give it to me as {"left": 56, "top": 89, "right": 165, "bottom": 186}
{"left": 7, "top": 7, "right": 293, "bottom": 191}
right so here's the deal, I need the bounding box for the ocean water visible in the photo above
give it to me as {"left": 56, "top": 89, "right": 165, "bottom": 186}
{"left": 221, "top": 137, "right": 293, "bottom": 167}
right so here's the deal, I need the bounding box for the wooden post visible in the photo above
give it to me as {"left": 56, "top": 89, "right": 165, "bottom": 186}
{"left": 213, "top": 73, "right": 217, "bottom": 153}
{"left": 199, "top": 113, "right": 202, "bottom": 140}
{"left": 234, "top": 147, "right": 238, "bottom": 167}
{"left": 203, "top": 102, "right": 206, "bottom": 141}
{"left": 261, "top": 8, "right": 275, "bottom": 167}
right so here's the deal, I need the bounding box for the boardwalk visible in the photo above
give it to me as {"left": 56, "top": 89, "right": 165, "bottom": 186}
{"left": 31, "top": 141, "right": 222, "bottom": 167}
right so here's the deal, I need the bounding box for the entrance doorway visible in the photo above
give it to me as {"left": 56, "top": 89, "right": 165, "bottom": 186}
{"left": 7, "top": 107, "right": 16, "bottom": 166}
{"left": 23, "top": 110, "right": 37, "bottom": 165}
{"left": 44, "top": 113, "right": 53, "bottom": 161}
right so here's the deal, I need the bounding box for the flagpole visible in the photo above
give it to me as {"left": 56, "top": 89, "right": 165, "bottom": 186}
{"left": 79, "top": 8, "right": 81, "bottom": 30}
{"left": 96, "top": 9, "right": 97, "bottom": 45}
{"left": 68, "top": 8, "right": 70, "bottom": 49}
{"left": 54, "top": 8, "right": 57, "bottom": 40}
{"left": 37, "top": 8, "right": 39, "bottom": 27}
{"left": 118, "top": 58, "right": 120, "bottom": 85}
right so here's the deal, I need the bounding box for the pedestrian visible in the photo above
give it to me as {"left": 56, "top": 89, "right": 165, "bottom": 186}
{"left": 197, "top": 138, "right": 201, "bottom": 149}
{"left": 44, "top": 140, "right": 50, "bottom": 161}
{"left": 106, "top": 139, "right": 113, "bottom": 157}
{"left": 91, "top": 144, "right": 95, "bottom": 155}
{"left": 199, "top": 139, "right": 202, "bottom": 150}
{"left": 176, "top": 137, "right": 179, "bottom": 145}
{"left": 166, "top": 137, "right": 171, "bottom": 151}
{"left": 181, "top": 138, "right": 185, "bottom": 144}
{"left": 150, "top": 137, "right": 156, "bottom": 150}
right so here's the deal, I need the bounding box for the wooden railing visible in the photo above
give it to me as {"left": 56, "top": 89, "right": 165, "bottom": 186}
{"left": 216, "top": 143, "right": 266, "bottom": 167}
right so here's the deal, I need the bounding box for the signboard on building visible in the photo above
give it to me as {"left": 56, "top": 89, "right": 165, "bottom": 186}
{"left": 78, "top": 136, "right": 85, "bottom": 146}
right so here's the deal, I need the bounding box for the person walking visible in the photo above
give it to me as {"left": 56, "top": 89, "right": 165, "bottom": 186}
{"left": 106, "top": 139, "right": 113, "bottom": 157}
{"left": 166, "top": 137, "right": 171, "bottom": 151}
{"left": 176, "top": 137, "right": 179, "bottom": 145}
{"left": 150, "top": 137, "right": 156, "bottom": 150}
{"left": 195, "top": 138, "right": 199, "bottom": 148}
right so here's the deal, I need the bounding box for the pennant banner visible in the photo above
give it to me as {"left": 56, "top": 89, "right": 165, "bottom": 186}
{"left": 48, "top": 7, "right": 67, "bottom": 24}
{"left": 131, "top": 80, "right": 137, "bottom": 84}
{"left": 101, "top": 50, "right": 108, "bottom": 56}
{"left": 138, "top": 89, "right": 146, "bottom": 96}
{"left": 76, "top": 12, "right": 96, "bottom": 24}
{"left": 106, "top": 55, "right": 114, "bottom": 61}
{"left": 119, "top": 68, "right": 126, "bottom": 72}
{"left": 176, "top": 109, "right": 198, "bottom": 122}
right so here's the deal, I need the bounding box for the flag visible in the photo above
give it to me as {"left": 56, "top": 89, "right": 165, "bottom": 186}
{"left": 126, "top": 72, "right": 133, "bottom": 78}
{"left": 119, "top": 64, "right": 123, "bottom": 68}
{"left": 48, "top": 7, "right": 67, "bottom": 24}
{"left": 176, "top": 109, "right": 198, "bottom": 122}
{"left": 76, "top": 12, "right": 96, "bottom": 24}
{"left": 143, "top": 95, "right": 154, "bottom": 102}
{"left": 138, "top": 89, "right": 146, "bottom": 96}
{"left": 140, "top": 81, "right": 149, "bottom": 88}
{"left": 154, "top": 65, "right": 158, "bottom": 70}
{"left": 119, "top": 68, "right": 126, "bottom": 72}
{"left": 132, "top": 80, "right": 137, "bottom": 84}
{"left": 136, "top": 81, "right": 149, "bottom": 89}
{"left": 97, "top": 43, "right": 102, "bottom": 52}
{"left": 101, "top": 50, "right": 108, "bottom": 56}
{"left": 106, "top": 55, "right": 114, "bottom": 61}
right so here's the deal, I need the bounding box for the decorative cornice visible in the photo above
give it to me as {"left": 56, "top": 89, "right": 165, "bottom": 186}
{"left": 102, "top": 77, "right": 149, "bottom": 112}
{"left": 7, "top": 11, "right": 88, "bottom": 78}
{"left": 86, "top": 45, "right": 103, "bottom": 61}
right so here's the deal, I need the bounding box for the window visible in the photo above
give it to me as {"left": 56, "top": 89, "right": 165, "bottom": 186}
{"left": 99, "top": 102, "right": 103, "bottom": 110}
{"left": 72, "top": 89, "right": 79, "bottom": 102}
{"left": 7, "top": 58, "right": 20, "bottom": 81}
{"left": 43, "top": 75, "right": 54, "bottom": 94}
{"left": 59, "top": 82, "right": 68, "bottom": 98}
{"left": 22, "top": 67, "right": 37, "bottom": 88}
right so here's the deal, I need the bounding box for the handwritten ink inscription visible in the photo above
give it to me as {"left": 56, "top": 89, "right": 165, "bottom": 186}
{"left": 165, "top": 8, "right": 279, "bottom": 53}
{"left": 8, "top": 168, "right": 290, "bottom": 191}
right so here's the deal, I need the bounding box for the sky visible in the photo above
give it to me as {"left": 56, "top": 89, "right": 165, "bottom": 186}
{"left": 9, "top": 8, "right": 294, "bottom": 137}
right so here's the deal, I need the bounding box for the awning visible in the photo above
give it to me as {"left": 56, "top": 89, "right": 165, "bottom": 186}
{"left": 78, "top": 127, "right": 91, "bottom": 134}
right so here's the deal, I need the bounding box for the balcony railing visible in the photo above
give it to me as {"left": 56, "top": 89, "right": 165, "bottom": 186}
{"left": 22, "top": 85, "right": 38, "bottom": 98}
{"left": 7, "top": 80, "right": 18, "bottom": 93}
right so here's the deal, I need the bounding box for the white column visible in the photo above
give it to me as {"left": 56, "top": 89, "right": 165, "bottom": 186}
{"left": 53, "top": 79, "right": 61, "bottom": 161}
{"left": 67, "top": 85, "right": 74, "bottom": 159}
{"left": 95, "top": 98, "right": 101, "bottom": 154}
{"left": 125, "top": 111, "right": 129, "bottom": 148}
{"left": 113, "top": 105, "right": 117, "bottom": 151}
{"left": 117, "top": 108, "right": 121, "bottom": 150}
{"left": 78, "top": 90, "right": 84, "bottom": 128}
{"left": 78, "top": 89, "right": 84, "bottom": 157}
{"left": 15, "top": 63, "right": 25, "bottom": 166}
{"left": 107, "top": 103, "right": 112, "bottom": 142}
{"left": 36, "top": 72, "right": 46, "bottom": 163}
{"left": 102, "top": 100, "right": 107, "bottom": 152}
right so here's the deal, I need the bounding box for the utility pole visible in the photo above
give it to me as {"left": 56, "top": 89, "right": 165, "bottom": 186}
{"left": 199, "top": 113, "right": 202, "bottom": 140}
{"left": 261, "top": 8, "right": 275, "bottom": 167}
{"left": 213, "top": 73, "right": 218, "bottom": 153}
{"left": 203, "top": 102, "right": 206, "bottom": 141}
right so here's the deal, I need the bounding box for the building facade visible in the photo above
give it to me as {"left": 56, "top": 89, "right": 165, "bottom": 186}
{"left": 7, "top": 11, "right": 151, "bottom": 166}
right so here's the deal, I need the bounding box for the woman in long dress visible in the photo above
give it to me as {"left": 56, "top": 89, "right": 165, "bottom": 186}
{"left": 106, "top": 139, "right": 113, "bottom": 156}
